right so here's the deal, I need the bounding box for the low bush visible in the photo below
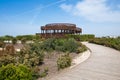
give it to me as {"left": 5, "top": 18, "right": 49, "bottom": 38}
{"left": 89, "top": 37, "right": 120, "bottom": 51}
{"left": 62, "top": 38, "right": 78, "bottom": 52}
{"left": 42, "top": 38, "right": 56, "bottom": 51}
{"left": 29, "top": 42, "right": 45, "bottom": 64}
{"left": 66, "top": 34, "right": 95, "bottom": 41}
{"left": 57, "top": 53, "right": 72, "bottom": 70}
{"left": 0, "top": 41, "right": 5, "bottom": 48}
{"left": 0, "top": 64, "right": 33, "bottom": 80}
{"left": 19, "top": 48, "right": 44, "bottom": 67}
{"left": 0, "top": 35, "right": 14, "bottom": 41}
{"left": 76, "top": 45, "right": 87, "bottom": 53}
{"left": 0, "top": 55, "right": 16, "bottom": 67}
{"left": 41, "top": 38, "right": 79, "bottom": 53}
{"left": 5, "top": 44, "right": 15, "bottom": 55}
{"left": 0, "top": 45, "right": 16, "bottom": 67}
{"left": 12, "top": 38, "right": 17, "bottom": 44}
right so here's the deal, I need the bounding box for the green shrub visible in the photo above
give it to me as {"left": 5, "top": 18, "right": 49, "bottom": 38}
{"left": 41, "top": 38, "right": 79, "bottom": 53}
{"left": 76, "top": 45, "right": 87, "bottom": 53}
{"left": 0, "top": 41, "right": 5, "bottom": 48}
{"left": 42, "top": 38, "right": 56, "bottom": 51}
{"left": 0, "top": 55, "right": 16, "bottom": 67}
{"left": 57, "top": 53, "right": 72, "bottom": 70}
{"left": 66, "top": 34, "right": 95, "bottom": 41}
{"left": 12, "top": 38, "right": 17, "bottom": 44}
{"left": 0, "top": 35, "right": 14, "bottom": 41}
{"left": 62, "top": 38, "right": 78, "bottom": 52}
{"left": 0, "top": 64, "right": 33, "bottom": 80}
{"left": 29, "top": 42, "right": 45, "bottom": 64}
{"left": 19, "top": 48, "right": 44, "bottom": 67}
{"left": 16, "top": 35, "right": 35, "bottom": 41}
{"left": 79, "top": 34, "right": 95, "bottom": 41}
{"left": 89, "top": 37, "right": 120, "bottom": 51}
{"left": 5, "top": 45, "right": 15, "bottom": 55}
{"left": 55, "top": 46, "right": 63, "bottom": 52}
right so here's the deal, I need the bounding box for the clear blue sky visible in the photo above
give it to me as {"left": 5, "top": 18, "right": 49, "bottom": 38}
{"left": 0, "top": 0, "right": 120, "bottom": 37}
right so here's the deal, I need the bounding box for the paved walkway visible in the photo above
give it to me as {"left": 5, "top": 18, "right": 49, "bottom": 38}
{"left": 49, "top": 42, "right": 120, "bottom": 80}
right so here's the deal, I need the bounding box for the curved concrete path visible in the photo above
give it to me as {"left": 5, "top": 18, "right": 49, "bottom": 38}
{"left": 49, "top": 42, "right": 120, "bottom": 80}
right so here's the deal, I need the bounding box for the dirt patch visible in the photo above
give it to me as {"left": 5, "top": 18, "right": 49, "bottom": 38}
{"left": 38, "top": 51, "right": 79, "bottom": 79}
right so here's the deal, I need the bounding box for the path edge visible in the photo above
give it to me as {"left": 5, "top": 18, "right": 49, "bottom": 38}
{"left": 70, "top": 47, "right": 91, "bottom": 69}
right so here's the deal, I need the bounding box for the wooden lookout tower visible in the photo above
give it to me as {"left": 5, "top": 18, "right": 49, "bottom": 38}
{"left": 37, "top": 23, "right": 82, "bottom": 38}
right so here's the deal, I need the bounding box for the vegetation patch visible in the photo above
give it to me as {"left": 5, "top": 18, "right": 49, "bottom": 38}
{"left": 57, "top": 53, "right": 72, "bottom": 70}
{"left": 66, "top": 34, "right": 95, "bottom": 41}
{"left": 40, "top": 38, "right": 79, "bottom": 52}
{"left": 0, "top": 64, "right": 33, "bottom": 80}
{"left": 89, "top": 37, "right": 120, "bottom": 51}
{"left": 76, "top": 42, "right": 87, "bottom": 53}
{"left": 0, "top": 35, "right": 87, "bottom": 79}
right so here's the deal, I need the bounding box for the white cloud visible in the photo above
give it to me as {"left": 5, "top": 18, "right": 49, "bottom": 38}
{"left": 60, "top": 0, "right": 120, "bottom": 22}
{"left": 60, "top": 4, "right": 73, "bottom": 12}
